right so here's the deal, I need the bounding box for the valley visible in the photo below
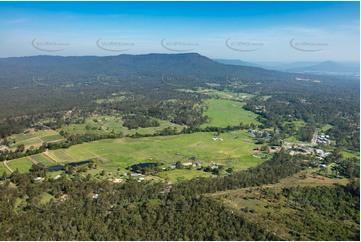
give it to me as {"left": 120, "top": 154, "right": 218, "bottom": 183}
{"left": 0, "top": 53, "right": 359, "bottom": 241}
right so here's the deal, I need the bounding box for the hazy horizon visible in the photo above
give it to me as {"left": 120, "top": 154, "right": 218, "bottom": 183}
{"left": 0, "top": 52, "right": 359, "bottom": 66}
{"left": 0, "top": 1, "right": 359, "bottom": 62}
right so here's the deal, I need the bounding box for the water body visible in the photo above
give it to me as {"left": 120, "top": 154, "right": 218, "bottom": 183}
{"left": 130, "top": 162, "right": 157, "bottom": 171}
{"left": 47, "top": 160, "right": 92, "bottom": 172}
{"left": 47, "top": 165, "right": 64, "bottom": 172}
{"left": 68, "top": 161, "right": 91, "bottom": 167}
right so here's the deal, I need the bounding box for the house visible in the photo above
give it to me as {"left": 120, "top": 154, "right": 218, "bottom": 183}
{"left": 169, "top": 165, "right": 176, "bottom": 170}
{"left": 138, "top": 177, "right": 145, "bottom": 182}
{"left": 211, "top": 137, "right": 223, "bottom": 141}
{"left": 34, "top": 177, "right": 42, "bottom": 182}
{"left": 92, "top": 193, "right": 99, "bottom": 199}
{"left": 314, "top": 148, "right": 325, "bottom": 157}
{"left": 54, "top": 175, "right": 61, "bottom": 180}
{"left": 182, "top": 162, "right": 193, "bottom": 167}
{"left": 196, "top": 162, "right": 203, "bottom": 167}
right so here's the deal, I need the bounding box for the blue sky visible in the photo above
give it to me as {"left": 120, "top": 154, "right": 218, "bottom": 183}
{"left": 0, "top": 1, "right": 359, "bottom": 62}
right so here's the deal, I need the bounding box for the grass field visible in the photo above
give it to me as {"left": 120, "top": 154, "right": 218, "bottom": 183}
{"left": 30, "top": 154, "right": 56, "bottom": 166}
{"left": 58, "top": 115, "right": 185, "bottom": 136}
{"left": 200, "top": 99, "right": 261, "bottom": 128}
{"left": 321, "top": 124, "right": 333, "bottom": 132}
{"left": 8, "top": 129, "right": 64, "bottom": 150}
{"left": 0, "top": 162, "right": 9, "bottom": 175}
{"left": 7, "top": 157, "right": 33, "bottom": 173}
{"left": 40, "top": 192, "right": 55, "bottom": 204}
{"left": 8, "top": 130, "right": 267, "bottom": 182}
{"left": 158, "top": 169, "right": 215, "bottom": 183}
{"left": 340, "top": 150, "right": 360, "bottom": 159}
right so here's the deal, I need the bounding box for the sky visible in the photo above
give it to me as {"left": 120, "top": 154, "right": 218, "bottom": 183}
{"left": 0, "top": 1, "right": 359, "bottom": 62}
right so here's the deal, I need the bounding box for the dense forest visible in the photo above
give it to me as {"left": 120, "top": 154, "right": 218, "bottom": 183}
{"left": 0, "top": 151, "right": 359, "bottom": 240}
{"left": 0, "top": 152, "right": 359, "bottom": 239}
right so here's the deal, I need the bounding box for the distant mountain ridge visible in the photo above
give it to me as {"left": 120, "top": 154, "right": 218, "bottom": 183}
{"left": 214, "top": 59, "right": 360, "bottom": 74}
{"left": 0, "top": 53, "right": 290, "bottom": 86}
{"left": 288, "top": 61, "right": 360, "bottom": 73}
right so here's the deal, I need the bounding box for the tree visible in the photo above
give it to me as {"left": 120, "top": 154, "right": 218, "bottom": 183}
{"left": 175, "top": 161, "right": 183, "bottom": 169}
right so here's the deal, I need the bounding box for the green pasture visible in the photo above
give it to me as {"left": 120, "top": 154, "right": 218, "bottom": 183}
{"left": 0, "top": 162, "right": 9, "bottom": 175}
{"left": 58, "top": 115, "right": 185, "bottom": 136}
{"left": 320, "top": 124, "right": 333, "bottom": 132}
{"left": 63, "top": 131, "right": 265, "bottom": 176}
{"left": 8, "top": 129, "right": 64, "bottom": 150}
{"left": 341, "top": 150, "right": 360, "bottom": 160}
{"left": 8, "top": 130, "right": 267, "bottom": 182}
{"left": 158, "top": 169, "right": 215, "bottom": 183}
{"left": 200, "top": 99, "right": 261, "bottom": 128}
{"left": 7, "top": 157, "right": 33, "bottom": 173}
{"left": 30, "top": 154, "right": 56, "bottom": 166}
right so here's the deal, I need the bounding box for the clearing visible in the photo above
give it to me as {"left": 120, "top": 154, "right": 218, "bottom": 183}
{"left": 200, "top": 99, "right": 261, "bottom": 128}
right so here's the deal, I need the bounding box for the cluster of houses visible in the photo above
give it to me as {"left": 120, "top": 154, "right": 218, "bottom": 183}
{"left": 33, "top": 174, "right": 61, "bottom": 183}
{"left": 130, "top": 173, "right": 146, "bottom": 182}
{"left": 284, "top": 142, "right": 330, "bottom": 160}
{"left": 316, "top": 133, "right": 331, "bottom": 145}
{"left": 162, "top": 161, "right": 204, "bottom": 171}
{"left": 210, "top": 162, "right": 221, "bottom": 170}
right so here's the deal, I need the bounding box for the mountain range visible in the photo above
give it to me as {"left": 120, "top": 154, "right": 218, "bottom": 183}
{"left": 215, "top": 59, "right": 360, "bottom": 74}
{"left": 0, "top": 53, "right": 290, "bottom": 87}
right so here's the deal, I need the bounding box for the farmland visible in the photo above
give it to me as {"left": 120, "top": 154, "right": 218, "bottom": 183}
{"left": 6, "top": 130, "right": 268, "bottom": 182}
{"left": 6, "top": 157, "right": 33, "bottom": 173}
{"left": 58, "top": 115, "right": 185, "bottom": 136}
{"left": 7, "top": 129, "right": 64, "bottom": 150}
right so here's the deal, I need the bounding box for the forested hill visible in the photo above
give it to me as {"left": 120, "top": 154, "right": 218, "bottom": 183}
{"left": 0, "top": 53, "right": 289, "bottom": 86}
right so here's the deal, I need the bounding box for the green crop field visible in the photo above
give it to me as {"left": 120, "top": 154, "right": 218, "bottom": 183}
{"left": 30, "top": 154, "right": 56, "bottom": 167}
{"left": 51, "top": 150, "right": 77, "bottom": 163}
{"left": 8, "top": 129, "right": 64, "bottom": 150}
{"left": 40, "top": 134, "right": 64, "bottom": 143}
{"left": 7, "top": 157, "right": 33, "bottom": 173}
{"left": 200, "top": 99, "right": 261, "bottom": 128}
